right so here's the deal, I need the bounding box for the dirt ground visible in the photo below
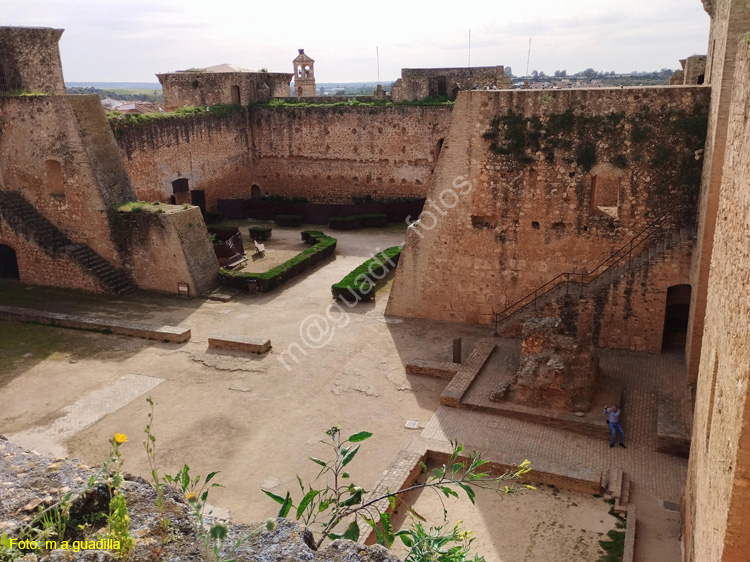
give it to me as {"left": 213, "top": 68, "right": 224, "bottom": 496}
{"left": 0, "top": 222, "right": 682, "bottom": 561}
{"left": 391, "top": 474, "right": 623, "bottom": 562}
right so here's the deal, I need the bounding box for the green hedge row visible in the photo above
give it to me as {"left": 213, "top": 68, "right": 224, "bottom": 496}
{"left": 331, "top": 246, "right": 402, "bottom": 301}
{"left": 248, "top": 226, "right": 272, "bottom": 241}
{"left": 329, "top": 213, "right": 388, "bottom": 230}
{"left": 220, "top": 231, "right": 337, "bottom": 293}
{"left": 275, "top": 214, "right": 303, "bottom": 227}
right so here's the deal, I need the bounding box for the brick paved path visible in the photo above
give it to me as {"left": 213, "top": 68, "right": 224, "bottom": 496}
{"left": 422, "top": 347, "right": 690, "bottom": 503}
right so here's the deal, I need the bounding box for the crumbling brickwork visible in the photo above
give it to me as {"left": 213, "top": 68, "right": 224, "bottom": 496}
{"left": 386, "top": 86, "right": 708, "bottom": 352}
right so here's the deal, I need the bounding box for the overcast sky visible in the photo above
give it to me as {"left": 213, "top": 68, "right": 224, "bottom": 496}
{"left": 6, "top": 0, "right": 710, "bottom": 83}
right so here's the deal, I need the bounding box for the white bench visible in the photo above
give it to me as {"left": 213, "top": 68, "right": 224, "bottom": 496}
{"left": 254, "top": 240, "right": 265, "bottom": 256}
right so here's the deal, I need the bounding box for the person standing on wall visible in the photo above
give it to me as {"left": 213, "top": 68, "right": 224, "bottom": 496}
{"left": 604, "top": 404, "right": 626, "bottom": 448}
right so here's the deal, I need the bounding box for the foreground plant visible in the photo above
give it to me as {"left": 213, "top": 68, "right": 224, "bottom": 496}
{"left": 263, "top": 426, "right": 533, "bottom": 554}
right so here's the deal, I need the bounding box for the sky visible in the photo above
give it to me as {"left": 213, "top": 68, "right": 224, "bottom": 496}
{"left": 5, "top": 0, "right": 711, "bottom": 83}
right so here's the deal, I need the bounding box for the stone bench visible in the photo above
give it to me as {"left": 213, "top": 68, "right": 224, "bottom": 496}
{"left": 208, "top": 335, "right": 271, "bottom": 354}
{"left": 405, "top": 360, "right": 460, "bottom": 379}
{"left": 0, "top": 305, "right": 190, "bottom": 343}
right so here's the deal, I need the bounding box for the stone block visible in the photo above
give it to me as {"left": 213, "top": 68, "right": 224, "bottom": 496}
{"left": 208, "top": 335, "right": 272, "bottom": 354}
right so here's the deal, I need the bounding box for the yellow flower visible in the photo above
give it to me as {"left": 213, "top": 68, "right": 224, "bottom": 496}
{"left": 186, "top": 492, "right": 196, "bottom": 501}
{"left": 114, "top": 433, "right": 128, "bottom": 444}
{"left": 525, "top": 485, "right": 537, "bottom": 490}
{"left": 519, "top": 459, "right": 531, "bottom": 467}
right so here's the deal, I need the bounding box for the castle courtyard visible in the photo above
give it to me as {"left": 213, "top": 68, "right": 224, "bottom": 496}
{"left": 0, "top": 224, "right": 685, "bottom": 561}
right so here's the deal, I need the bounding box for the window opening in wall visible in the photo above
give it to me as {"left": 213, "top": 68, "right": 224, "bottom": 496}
{"left": 45, "top": 160, "right": 64, "bottom": 195}
{"left": 662, "top": 284, "right": 691, "bottom": 350}
{"left": 0, "top": 244, "right": 20, "bottom": 280}
{"left": 697, "top": 74, "right": 705, "bottom": 85}
{"left": 591, "top": 173, "right": 620, "bottom": 218}
{"left": 531, "top": 221, "right": 540, "bottom": 230}
{"left": 231, "top": 85, "right": 240, "bottom": 104}
{"left": 172, "top": 178, "right": 189, "bottom": 193}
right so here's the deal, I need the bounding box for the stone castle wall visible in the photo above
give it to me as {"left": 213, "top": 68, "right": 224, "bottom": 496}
{"left": 117, "top": 105, "right": 453, "bottom": 208}
{"left": 114, "top": 111, "right": 254, "bottom": 211}
{"left": 0, "top": 95, "right": 132, "bottom": 267}
{"left": 393, "top": 66, "right": 512, "bottom": 102}
{"left": 158, "top": 72, "right": 292, "bottom": 110}
{"left": 249, "top": 105, "right": 453, "bottom": 203}
{"left": 683, "top": 35, "right": 750, "bottom": 562}
{"left": 386, "top": 87, "right": 708, "bottom": 347}
{"left": 0, "top": 27, "right": 65, "bottom": 94}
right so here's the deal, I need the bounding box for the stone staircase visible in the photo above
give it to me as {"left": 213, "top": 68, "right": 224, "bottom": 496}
{"left": 0, "top": 190, "right": 135, "bottom": 295}
{"left": 494, "top": 218, "right": 695, "bottom": 335}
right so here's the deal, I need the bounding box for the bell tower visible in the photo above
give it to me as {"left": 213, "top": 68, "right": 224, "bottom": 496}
{"left": 293, "top": 49, "right": 316, "bottom": 97}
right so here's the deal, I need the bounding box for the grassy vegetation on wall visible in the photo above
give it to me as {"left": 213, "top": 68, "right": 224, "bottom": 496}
{"left": 107, "top": 104, "right": 244, "bottom": 136}
{"left": 328, "top": 213, "right": 388, "bottom": 230}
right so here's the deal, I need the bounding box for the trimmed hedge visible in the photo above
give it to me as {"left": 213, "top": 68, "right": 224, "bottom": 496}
{"left": 249, "top": 226, "right": 272, "bottom": 241}
{"left": 331, "top": 246, "right": 402, "bottom": 301}
{"left": 219, "top": 231, "right": 336, "bottom": 293}
{"left": 275, "top": 214, "right": 303, "bottom": 227}
{"left": 329, "top": 213, "right": 388, "bottom": 230}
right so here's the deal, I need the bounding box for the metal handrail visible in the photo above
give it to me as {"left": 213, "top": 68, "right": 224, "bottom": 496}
{"left": 492, "top": 208, "right": 690, "bottom": 334}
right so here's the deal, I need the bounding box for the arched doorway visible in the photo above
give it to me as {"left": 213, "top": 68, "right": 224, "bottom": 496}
{"left": 251, "top": 184, "right": 261, "bottom": 199}
{"left": 231, "top": 85, "right": 241, "bottom": 105}
{"left": 0, "top": 244, "right": 20, "bottom": 280}
{"left": 662, "top": 284, "right": 691, "bottom": 350}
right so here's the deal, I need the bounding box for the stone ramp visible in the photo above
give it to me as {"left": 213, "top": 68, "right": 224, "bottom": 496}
{"left": 440, "top": 339, "right": 496, "bottom": 406}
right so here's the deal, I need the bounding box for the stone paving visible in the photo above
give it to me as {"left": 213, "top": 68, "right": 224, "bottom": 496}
{"left": 421, "top": 347, "right": 691, "bottom": 503}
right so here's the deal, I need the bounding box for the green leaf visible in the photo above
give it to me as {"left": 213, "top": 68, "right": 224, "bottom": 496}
{"left": 181, "top": 464, "right": 190, "bottom": 490}
{"left": 309, "top": 457, "right": 327, "bottom": 467}
{"left": 339, "top": 490, "right": 362, "bottom": 507}
{"left": 380, "top": 512, "right": 392, "bottom": 548}
{"left": 205, "top": 471, "right": 220, "bottom": 485}
{"left": 432, "top": 467, "right": 446, "bottom": 479}
{"left": 457, "top": 482, "right": 476, "bottom": 504}
{"left": 440, "top": 486, "right": 459, "bottom": 498}
{"left": 343, "top": 521, "right": 360, "bottom": 541}
{"left": 348, "top": 431, "right": 373, "bottom": 442}
{"left": 396, "top": 531, "right": 413, "bottom": 548}
{"left": 452, "top": 462, "right": 464, "bottom": 475}
{"left": 362, "top": 517, "right": 385, "bottom": 545}
{"left": 296, "top": 489, "right": 320, "bottom": 520}
{"left": 388, "top": 495, "right": 396, "bottom": 510}
{"left": 278, "top": 492, "right": 293, "bottom": 518}
{"left": 420, "top": 461, "right": 428, "bottom": 473}
{"left": 341, "top": 444, "right": 360, "bottom": 466}
{"left": 318, "top": 500, "right": 329, "bottom": 512}
{"left": 263, "top": 489, "right": 286, "bottom": 505}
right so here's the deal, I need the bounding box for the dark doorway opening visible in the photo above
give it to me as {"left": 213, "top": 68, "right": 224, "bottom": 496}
{"left": 172, "top": 178, "right": 189, "bottom": 193}
{"left": 0, "top": 244, "right": 20, "bottom": 280}
{"left": 251, "top": 184, "right": 261, "bottom": 199}
{"left": 662, "top": 284, "right": 691, "bottom": 350}
{"left": 231, "top": 85, "right": 241, "bottom": 105}
{"left": 697, "top": 74, "right": 705, "bottom": 85}
{"left": 191, "top": 190, "right": 206, "bottom": 215}
{"left": 436, "top": 76, "right": 447, "bottom": 98}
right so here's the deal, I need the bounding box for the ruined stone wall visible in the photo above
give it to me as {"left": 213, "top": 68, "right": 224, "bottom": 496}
{"left": 115, "top": 207, "right": 218, "bottom": 296}
{"left": 684, "top": 55, "right": 708, "bottom": 84}
{"left": 387, "top": 87, "right": 708, "bottom": 336}
{"left": 115, "top": 111, "right": 253, "bottom": 211}
{"left": 158, "top": 72, "right": 293, "bottom": 110}
{"left": 683, "top": 36, "right": 750, "bottom": 562}
{"left": 249, "top": 105, "right": 453, "bottom": 203}
{"left": 686, "top": 0, "right": 750, "bottom": 383}
{"left": 0, "top": 27, "right": 65, "bottom": 94}
{"left": 394, "top": 66, "right": 512, "bottom": 101}
{"left": 0, "top": 95, "right": 133, "bottom": 268}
